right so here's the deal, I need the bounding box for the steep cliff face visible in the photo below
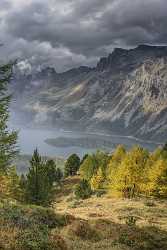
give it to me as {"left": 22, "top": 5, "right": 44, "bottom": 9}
{"left": 91, "top": 58, "right": 167, "bottom": 140}
{"left": 12, "top": 45, "right": 167, "bottom": 142}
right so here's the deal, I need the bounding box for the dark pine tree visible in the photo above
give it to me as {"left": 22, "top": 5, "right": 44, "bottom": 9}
{"left": 64, "top": 154, "right": 80, "bottom": 177}
{"left": 46, "top": 159, "right": 63, "bottom": 185}
{"left": 55, "top": 167, "right": 63, "bottom": 184}
{"left": 19, "top": 174, "right": 27, "bottom": 190}
{"left": 0, "top": 62, "right": 18, "bottom": 172}
{"left": 45, "top": 159, "right": 57, "bottom": 186}
{"left": 26, "top": 149, "right": 52, "bottom": 206}
{"left": 74, "top": 179, "right": 92, "bottom": 199}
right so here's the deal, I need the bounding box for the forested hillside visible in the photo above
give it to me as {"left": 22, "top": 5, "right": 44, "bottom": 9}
{"left": 1, "top": 62, "right": 167, "bottom": 250}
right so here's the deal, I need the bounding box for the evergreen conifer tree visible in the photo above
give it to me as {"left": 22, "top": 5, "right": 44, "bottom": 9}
{"left": 46, "top": 159, "right": 57, "bottom": 186}
{"left": 26, "top": 149, "right": 52, "bottom": 205}
{"left": 55, "top": 167, "right": 63, "bottom": 184}
{"left": 0, "top": 62, "right": 18, "bottom": 172}
{"left": 64, "top": 154, "right": 80, "bottom": 177}
{"left": 8, "top": 166, "right": 21, "bottom": 200}
{"left": 19, "top": 174, "right": 27, "bottom": 190}
{"left": 46, "top": 159, "right": 63, "bottom": 185}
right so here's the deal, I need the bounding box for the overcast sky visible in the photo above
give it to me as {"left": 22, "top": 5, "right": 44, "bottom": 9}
{"left": 0, "top": 0, "right": 167, "bottom": 72}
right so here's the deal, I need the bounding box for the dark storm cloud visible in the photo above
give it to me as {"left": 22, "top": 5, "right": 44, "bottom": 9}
{"left": 0, "top": 0, "right": 167, "bottom": 72}
{"left": 1, "top": 0, "right": 11, "bottom": 9}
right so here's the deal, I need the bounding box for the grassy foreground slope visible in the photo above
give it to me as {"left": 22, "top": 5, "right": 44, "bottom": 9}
{"left": 0, "top": 176, "right": 167, "bottom": 250}
{"left": 0, "top": 201, "right": 68, "bottom": 250}
{"left": 53, "top": 176, "right": 167, "bottom": 250}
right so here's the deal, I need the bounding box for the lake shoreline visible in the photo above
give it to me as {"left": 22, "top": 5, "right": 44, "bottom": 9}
{"left": 10, "top": 124, "right": 163, "bottom": 158}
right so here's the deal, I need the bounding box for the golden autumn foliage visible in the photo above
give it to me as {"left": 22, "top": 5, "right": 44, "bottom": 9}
{"left": 0, "top": 166, "right": 22, "bottom": 201}
{"left": 147, "top": 159, "right": 167, "bottom": 197}
{"left": 80, "top": 151, "right": 109, "bottom": 181}
{"left": 0, "top": 173, "right": 10, "bottom": 198}
{"left": 8, "top": 166, "right": 23, "bottom": 201}
{"left": 90, "top": 168, "right": 105, "bottom": 191}
{"left": 80, "top": 145, "right": 167, "bottom": 199}
{"left": 108, "top": 146, "right": 149, "bottom": 197}
{"left": 80, "top": 154, "right": 98, "bottom": 181}
{"left": 108, "top": 145, "right": 167, "bottom": 198}
{"left": 110, "top": 145, "right": 126, "bottom": 163}
{"left": 107, "top": 145, "right": 126, "bottom": 187}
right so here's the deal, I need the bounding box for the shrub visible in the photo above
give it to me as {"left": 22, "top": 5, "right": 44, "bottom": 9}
{"left": 66, "top": 220, "right": 101, "bottom": 241}
{"left": 68, "top": 200, "right": 82, "bottom": 209}
{"left": 74, "top": 179, "right": 92, "bottom": 199}
{"left": 95, "top": 189, "right": 106, "bottom": 197}
{"left": 125, "top": 216, "right": 138, "bottom": 227}
{"left": 17, "top": 225, "right": 50, "bottom": 250}
{"left": 0, "top": 203, "right": 66, "bottom": 229}
{"left": 118, "top": 232, "right": 135, "bottom": 247}
{"left": 49, "top": 233, "right": 68, "bottom": 250}
{"left": 0, "top": 202, "right": 68, "bottom": 250}
{"left": 28, "top": 206, "right": 66, "bottom": 228}
{"left": 18, "top": 226, "right": 67, "bottom": 250}
{"left": 144, "top": 200, "right": 156, "bottom": 207}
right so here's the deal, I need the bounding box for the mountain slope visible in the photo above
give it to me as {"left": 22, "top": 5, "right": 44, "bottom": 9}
{"left": 12, "top": 45, "right": 167, "bottom": 142}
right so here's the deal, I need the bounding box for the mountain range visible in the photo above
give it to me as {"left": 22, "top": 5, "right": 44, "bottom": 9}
{"left": 11, "top": 44, "right": 167, "bottom": 142}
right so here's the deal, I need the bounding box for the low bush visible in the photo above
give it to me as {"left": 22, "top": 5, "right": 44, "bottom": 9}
{"left": 0, "top": 202, "right": 67, "bottom": 250}
{"left": 74, "top": 179, "right": 92, "bottom": 200}
{"left": 0, "top": 202, "right": 66, "bottom": 229}
{"left": 95, "top": 189, "right": 106, "bottom": 197}
{"left": 68, "top": 200, "right": 83, "bottom": 208}
{"left": 17, "top": 226, "right": 49, "bottom": 250}
{"left": 144, "top": 200, "right": 156, "bottom": 207}
{"left": 66, "top": 220, "right": 101, "bottom": 241}
{"left": 125, "top": 216, "right": 138, "bottom": 227}
{"left": 49, "top": 233, "right": 68, "bottom": 250}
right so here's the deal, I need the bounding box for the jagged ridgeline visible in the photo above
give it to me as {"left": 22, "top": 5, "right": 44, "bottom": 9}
{"left": 12, "top": 45, "right": 167, "bottom": 142}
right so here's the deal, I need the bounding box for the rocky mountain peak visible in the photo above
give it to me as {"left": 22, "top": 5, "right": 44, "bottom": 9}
{"left": 11, "top": 45, "right": 167, "bottom": 142}
{"left": 96, "top": 44, "right": 167, "bottom": 72}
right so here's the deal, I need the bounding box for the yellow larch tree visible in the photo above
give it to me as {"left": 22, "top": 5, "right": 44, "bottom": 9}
{"left": 109, "top": 146, "right": 149, "bottom": 198}
{"left": 90, "top": 167, "right": 105, "bottom": 191}
{"left": 147, "top": 159, "right": 167, "bottom": 198}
